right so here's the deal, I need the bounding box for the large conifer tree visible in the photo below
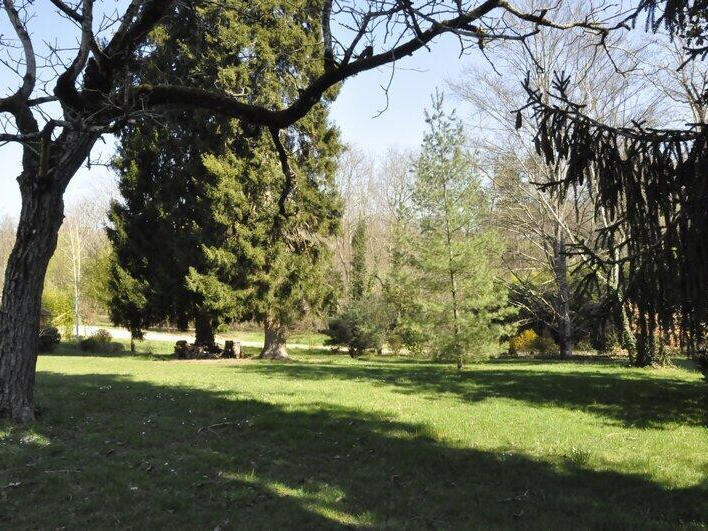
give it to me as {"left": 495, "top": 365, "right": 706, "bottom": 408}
{"left": 108, "top": 0, "right": 341, "bottom": 355}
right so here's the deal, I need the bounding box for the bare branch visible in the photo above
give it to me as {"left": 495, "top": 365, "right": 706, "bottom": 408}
{"left": 0, "top": 0, "right": 36, "bottom": 109}
{"left": 48, "top": 0, "right": 83, "bottom": 22}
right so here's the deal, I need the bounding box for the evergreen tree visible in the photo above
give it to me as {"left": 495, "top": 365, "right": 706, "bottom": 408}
{"left": 404, "top": 93, "right": 516, "bottom": 367}
{"left": 108, "top": 0, "right": 342, "bottom": 356}
{"left": 349, "top": 218, "right": 368, "bottom": 301}
{"left": 382, "top": 205, "right": 420, "bottom": 354}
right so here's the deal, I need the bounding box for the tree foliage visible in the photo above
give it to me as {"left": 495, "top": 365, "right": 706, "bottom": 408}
{"left": 108, "top": 0, "right": 342, "bottom": 346}
{"left": 349, "top": 218, "right": 368, "bottom": 302}
{"left": 524, "top": 71, "right": 708, "bottom": 367}
{"left": 395, "top": 93, "right": 516, "bottom": 365}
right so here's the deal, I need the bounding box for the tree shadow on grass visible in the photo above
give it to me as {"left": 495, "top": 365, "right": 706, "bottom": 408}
{"left": 0, "top": 372, "right": 705, "bottom": 529}
{"left": 239, "top": 360, "right": 708, "bottom": 429}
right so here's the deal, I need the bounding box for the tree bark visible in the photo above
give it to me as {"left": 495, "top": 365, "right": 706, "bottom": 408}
{"left": 553, "top": 232, "right": 573, "bottom": 359}
{"left": 619, "top": 304, "right": 638, "bottom": 362}
{"left": 260, "top": 318, "right": 289, "bottom": 360}
{"left": 609, "top": 251, "right": 638, "bottom": 363}
{"left": 194, "top": 312, "right": 215, "bottom": 346}
{"left": 0, "top": 130, "right": 97, "bottom": 422}
{"left": 0, "top": 182, "right": 65, "bottom": 423}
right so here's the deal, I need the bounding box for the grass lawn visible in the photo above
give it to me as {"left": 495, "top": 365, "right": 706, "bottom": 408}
{"left": 1, "top": 347, "right": 706, "bottom": 529}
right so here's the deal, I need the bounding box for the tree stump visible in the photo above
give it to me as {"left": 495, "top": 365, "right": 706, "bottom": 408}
{"left": 174, "top": 340, "right": 224, "bottom": 359}
{"left": 223, "top": 340, "right": 241, "bottom": 359}
{"left": 174, "top": 340, "right": 189, "bottom": 359}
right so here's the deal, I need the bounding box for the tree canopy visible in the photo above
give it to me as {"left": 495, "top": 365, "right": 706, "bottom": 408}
{"left": 108, "top": 0, "right": 342, "bottom": 355}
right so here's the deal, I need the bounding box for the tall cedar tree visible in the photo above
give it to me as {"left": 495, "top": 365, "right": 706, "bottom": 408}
{"left": 406, "top": 93, "right": 516, "bottom": 367}
{"left": 108, "top": 0, "right": 342, "bottom": 356}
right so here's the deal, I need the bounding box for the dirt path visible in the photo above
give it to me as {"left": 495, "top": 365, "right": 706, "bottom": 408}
{"left": 81, "top": 325, "right": 328, "bottom": 351}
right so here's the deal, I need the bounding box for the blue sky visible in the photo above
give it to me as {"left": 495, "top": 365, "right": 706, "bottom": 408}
{"left": 0, "top": 8, "right": 479, "bottom": 217}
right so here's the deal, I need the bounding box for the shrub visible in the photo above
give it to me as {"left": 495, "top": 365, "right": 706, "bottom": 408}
{"left": 38, "top": 326, "right": 61, "bottom": 352}
{"left": 696, "top": 351, "right": 708, "bottom": 381}
{"left": 322, "top": 304, "right": 384, "bottom": 357}
{"left": 532, "top": 335, "right": 559, "bottom": 357}
{"left": 42, "top": 288, "right": 75, "bottom": 338}
{"left": 592, "top": 329, "right": 620, "bottom": 354}
{"left": 78, "top": 337, "right": 98, "bottom": 351}
{"left": 93, "top": 328, "right": 113, "bottom": 344}
{"left": 509, "top": 329, "right": 538, "bottom": 355}
{"left": 508, "top": 329, "right": 558, "bottom": 357}
{"left": 79, "top": 329, "right": 121, "bottom": 353}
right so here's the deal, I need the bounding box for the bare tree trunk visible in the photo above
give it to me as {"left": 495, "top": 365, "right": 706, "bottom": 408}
{"left": 194, "top": 312, "right": 215, "bottom": 346}
{"left": 553, "top": 232, "right": 573, "bottom": 359}
{"left": 442, "top": 181, "right": 463, "bottom": 369}
{"left": 69, "top": 223, "right": 82, "bottom": 338}
{"left": 260, "top": 318, "right": 289, "bottom": 360}
{"left": 608, "top": 247, "right": 638, "bottom": 362}
{"left": 620, "top": 303, "right": 638, "bottom": 362}
{"left": 73, "top": 263, "right": 80, "bottom": 338}
{"left": 0, "top": 183, "right": 65, "bottom": 423}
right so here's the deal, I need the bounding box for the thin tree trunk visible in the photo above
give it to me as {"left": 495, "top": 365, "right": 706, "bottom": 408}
{"left": 608, "top": 243, "right": 637, "bottom": 363}
{"left": 73, "top": 259, "right": 80, "bottom": 338}
{"left": 620, "top": 303, "right": 638, "bottom": 362}
{"left": 260, "top": 318, "right": 289, "bottom": 360}
{"left": 441, "top": 181, "right": 463, "bottom": 369}
{"left": 194, "top": 312, "right": 215, "bottom": 346}
{"left": 553, "top": 232, "right": 573, "bottom": 359}
{"left": 0, "top": 184, "right": 65, "bottom": 423}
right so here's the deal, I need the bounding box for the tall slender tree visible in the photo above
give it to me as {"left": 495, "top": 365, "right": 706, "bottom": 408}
{"left": 405, "top": 93, "right": 516, "bottom": 367}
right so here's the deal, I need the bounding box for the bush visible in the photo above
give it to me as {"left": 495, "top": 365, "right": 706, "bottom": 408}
{"left": 79, "top": 329, "right": 123, "bottom": 353}
{"left": 592, "top": 329, "right": 620, "bottom": 354}
{"left": 532, "top": 335, "right": 559, "bottom": 357}
{"left": 38, "top": 326, "right": 61, "bottom": 352}
{"left": 79, "top": 337, "right": 98, "bottom": 351}
{"left": 508, "top": 329, "right": 558, "bottom": 357}
{"left": 322, "top": 304, "right": 384, "bottom": 357}
{"left": 93, "top": 328, "right": 113, "bottom": 344}
{"left": 41, "top": 287, "right": 75, "bottom": 338}
{"left": 509, "top": 329, "right": 538, "bottom": 356}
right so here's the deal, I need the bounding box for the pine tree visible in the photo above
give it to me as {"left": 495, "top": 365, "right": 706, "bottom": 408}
{"left": 405, "top": 92, "right": 516, "bottom": 367}
{"left": 108, "top": 0, "right": 342, "bottom": 355}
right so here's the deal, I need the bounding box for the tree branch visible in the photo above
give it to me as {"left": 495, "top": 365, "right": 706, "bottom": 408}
{"left": 48, "top": 0, "right": 83, "bottom": 22}
{"left": 0, "top": 0, "right": 36, "bottom": 110}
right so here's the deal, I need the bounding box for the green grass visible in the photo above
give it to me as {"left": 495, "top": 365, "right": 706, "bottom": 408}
{"left": 1, "top": 347, "right": 706, "bottom": 529}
